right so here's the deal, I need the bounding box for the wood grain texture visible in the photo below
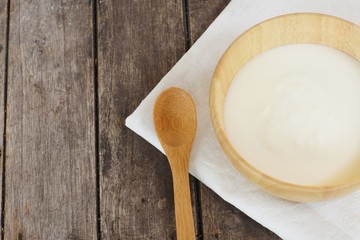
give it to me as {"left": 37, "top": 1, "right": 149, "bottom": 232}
{"left": 188, "top": 0, "right": 231, "bottom": 44}
{"left": 0, "top": 0, "right": 7, "bottom": 232}
{"left": 5, "top": 1, "right": 97, "bottom": 239}
{"left": 188, "top": 0, "right": 279, "bottom": 239}
{"left": 201, "top": 185, "right": 279, "bottom": 240}
{"left": 211, "top": 13, "right": 360, "bottom": 202}
{"left": 97, "top": 1, "right": 193, "bottom": 239}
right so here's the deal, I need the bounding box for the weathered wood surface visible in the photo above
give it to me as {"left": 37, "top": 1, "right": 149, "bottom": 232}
{"left": 5, "top": 1, "right": 97, "bottom": 239}
{"left": 188, "top": 0, "right": 280, "bottom": 239}
{"left": 201, "top": 185, "right": 279, "bottom": 240}
{"left": 0, "top": 0, "right": 8, "bottom": 233}
{"left": 0, "top": 0, "right": 284, "bottom": 239}
{"left": 97, "top": 0, "right": 196, "bottom": 239}
{"left": 188, "top": 0, "right": 231, "bottom": 44}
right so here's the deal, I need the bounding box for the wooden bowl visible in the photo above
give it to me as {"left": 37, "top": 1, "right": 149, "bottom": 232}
{"left": 210, "top": 13, "right": 360, "bottom": 202}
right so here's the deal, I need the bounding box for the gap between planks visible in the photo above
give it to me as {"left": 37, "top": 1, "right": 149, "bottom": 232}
{"left": 182, "top": 0, "right": 204, "bottom": 239}
{"left": 92, "top": 0, "right": 102, "bottom": 239}
{"left": 1, "top": 0, "right": 11, "bottom": 239}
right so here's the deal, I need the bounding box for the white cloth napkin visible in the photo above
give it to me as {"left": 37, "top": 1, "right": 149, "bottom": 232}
{"left": 126, "top": 0, "right": 360, "bottom": 239}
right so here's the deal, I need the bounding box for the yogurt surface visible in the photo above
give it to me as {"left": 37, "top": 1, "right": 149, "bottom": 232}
{"left": 224, "top": 44, "right": 360, "bottom": 186}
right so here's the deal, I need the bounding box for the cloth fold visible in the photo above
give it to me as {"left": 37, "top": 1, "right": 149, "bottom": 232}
{"left": 126, "top": 0, "right": 360, "bottom": 239}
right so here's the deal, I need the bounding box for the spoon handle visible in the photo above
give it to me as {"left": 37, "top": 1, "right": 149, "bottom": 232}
{"left": 170, "top": 155, "right": 196, "bottom": 240}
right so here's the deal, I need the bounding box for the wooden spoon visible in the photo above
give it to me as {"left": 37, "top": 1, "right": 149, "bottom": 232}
{"left": 153, "top": 87, "right": 197, "bottom": 240}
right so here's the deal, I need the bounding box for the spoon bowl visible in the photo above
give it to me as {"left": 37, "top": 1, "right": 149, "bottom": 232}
{"left": 154, "top": 88, "right": 196, "bottom": 147}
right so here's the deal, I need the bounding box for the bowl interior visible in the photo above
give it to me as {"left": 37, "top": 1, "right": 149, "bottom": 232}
{"left": 210, "top": 13, "right": 360, "bottom": 201}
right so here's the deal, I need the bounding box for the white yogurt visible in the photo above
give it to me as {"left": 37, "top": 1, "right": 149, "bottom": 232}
{"left": 224, "top": 44, "right": 360, "bottom": 186}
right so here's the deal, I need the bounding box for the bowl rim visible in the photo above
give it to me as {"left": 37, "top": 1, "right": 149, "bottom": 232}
{"left": 210, "top": 12, "right": 360, "bottom": 201}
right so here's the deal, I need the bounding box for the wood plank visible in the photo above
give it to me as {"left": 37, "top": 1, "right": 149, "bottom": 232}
{"left": 201, "top": 186, "right": 279, "bottom": 239}
{"left": 0, "top": 0, "right": 8, "bottom": 233}
{"left": 97, "top": 0, "right": 201, "bottom": 239}
{"left": 188, "top": 0, "right": 231, "bottom": 44}
{"left": 5, "top": 1, "right": 97, "bottom": 239}
{"left": 187, "top": 0, "right": 280, "bottom": 239}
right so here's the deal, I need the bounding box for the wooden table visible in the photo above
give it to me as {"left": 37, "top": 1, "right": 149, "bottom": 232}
{"left": 0, "top": 0, "right": 281, "bottom": 239}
